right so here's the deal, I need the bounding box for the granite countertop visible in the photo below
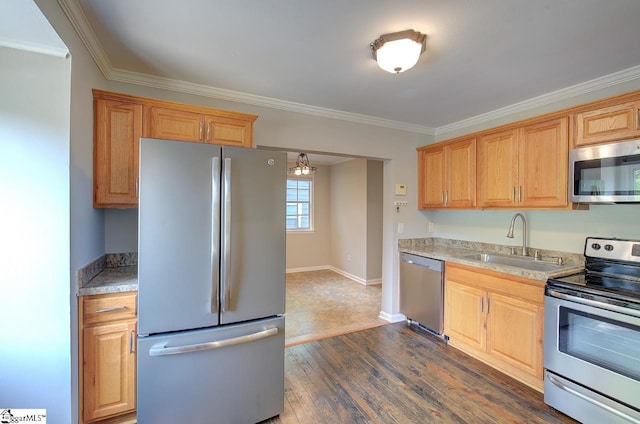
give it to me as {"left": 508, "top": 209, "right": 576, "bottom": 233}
{"left": 398, "top": 238, "right": 584, "bottom": 281}
{"left": 77, "top": 253, "right": 138, "bottom": 296}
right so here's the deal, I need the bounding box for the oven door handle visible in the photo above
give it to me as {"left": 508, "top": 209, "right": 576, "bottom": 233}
{"left": 546, "top": 288, "right": 640, "bottom": 319}
{"left": 547, "top": 374, "right": 640, "bottom": 424}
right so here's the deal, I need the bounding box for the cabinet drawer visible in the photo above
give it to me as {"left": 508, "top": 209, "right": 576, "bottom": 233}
{"left": 83, "top": 292, "right": 137, "bottom": 325}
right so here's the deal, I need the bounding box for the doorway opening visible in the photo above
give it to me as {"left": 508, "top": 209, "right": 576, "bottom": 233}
{"left": 281, "top": 151, "right": 386, "bottom": 346}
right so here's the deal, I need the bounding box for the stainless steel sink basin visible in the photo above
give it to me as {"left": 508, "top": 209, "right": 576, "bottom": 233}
{"left": 460, "top": 253, "right": 563, "bottom": 272}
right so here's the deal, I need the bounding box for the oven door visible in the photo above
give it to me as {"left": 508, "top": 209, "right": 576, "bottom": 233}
{"left": 569, "top": 139, "right": 640, "bottom": 203}
{"left": 544, "top": 289, "right": 640, "bottom": 414}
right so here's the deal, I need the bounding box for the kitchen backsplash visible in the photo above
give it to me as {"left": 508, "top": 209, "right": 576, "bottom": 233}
{"left": 77, "top": 252, "right": 137, "bottom": 287}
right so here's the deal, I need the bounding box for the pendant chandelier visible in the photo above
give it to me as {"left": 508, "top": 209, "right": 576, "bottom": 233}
{"left": 288, "top": 152, "right": 317, "bottom": 176}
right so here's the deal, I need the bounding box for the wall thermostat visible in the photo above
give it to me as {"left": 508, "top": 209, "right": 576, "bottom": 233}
{"left": 395, "top": 183, "right": 407, "bottom": 195}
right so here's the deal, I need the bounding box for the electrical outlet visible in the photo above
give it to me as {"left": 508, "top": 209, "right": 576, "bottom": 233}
{"left": 347, "top": 254, "right": 351, "bottom": 262}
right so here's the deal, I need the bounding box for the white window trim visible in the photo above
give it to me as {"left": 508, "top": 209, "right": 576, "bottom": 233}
{"left": 286, "top": 175, "right": 314, "bottom": 232}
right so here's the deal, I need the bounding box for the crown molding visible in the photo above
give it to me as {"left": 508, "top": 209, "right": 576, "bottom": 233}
{"left": 57, "top": 0, "right": 113, "bottom": 75}
{"left": 107, "top": 67, "right": 436, "bottom": 135}
{"left": 435, "top": 65, "right": 640, "bottom": 137}
{"left": 56, "top": 0, "right": 436, "bottom": 135}
{"left": 58, "top": 0, "right": 640, "bottom": 138}
{"left": 0, "top": 38, "right": 69, "bottom": 58}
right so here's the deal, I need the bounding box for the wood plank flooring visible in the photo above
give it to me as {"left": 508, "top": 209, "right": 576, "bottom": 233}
{"left": 263, "top": 323, "right": 577, "bottom": 424}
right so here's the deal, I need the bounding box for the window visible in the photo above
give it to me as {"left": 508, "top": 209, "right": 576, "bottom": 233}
{"left": 286, "top": 178, "right": 313, "bottom": 231}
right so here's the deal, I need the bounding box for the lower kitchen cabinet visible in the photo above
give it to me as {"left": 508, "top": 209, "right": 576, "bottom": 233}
{"left": 444, "top": 263, "right": 544, "bottom": 392}
{"left": 79, "top": 292, "right": 137, "bottom": 424}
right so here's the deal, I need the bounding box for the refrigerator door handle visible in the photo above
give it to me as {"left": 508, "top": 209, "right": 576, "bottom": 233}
{"left": 221, "top": 157, "right": 232, "bottom": 312}
{"left": 148, "top": 327, "right": 278, "bottom": 357}
{"left": 211, "top": 157, "right": 220, "bottom": 314}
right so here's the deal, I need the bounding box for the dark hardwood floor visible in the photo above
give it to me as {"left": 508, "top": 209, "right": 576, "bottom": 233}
{"left": 263, "top": 323, "right": 577, "bottom": 424}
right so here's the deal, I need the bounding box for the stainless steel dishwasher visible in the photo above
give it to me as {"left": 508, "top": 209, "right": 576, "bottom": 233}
{"left": 399, "top": 252, "right": 445, "bottom": 338}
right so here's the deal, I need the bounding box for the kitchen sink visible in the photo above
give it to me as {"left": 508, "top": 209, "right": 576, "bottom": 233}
{"left": 460, "top": 253, "right": 563, "bottom": 272}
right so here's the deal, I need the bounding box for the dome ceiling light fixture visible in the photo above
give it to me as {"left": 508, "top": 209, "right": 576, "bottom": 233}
{"left": 370, "top": 29, "right": 427, "bottom": 74}
{"left": 288, "top": 152, "right": 317, "bottom": 176}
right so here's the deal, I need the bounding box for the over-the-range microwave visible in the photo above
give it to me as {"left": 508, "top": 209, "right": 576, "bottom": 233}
{"left": 569, "top": 139, "right": 640, "bottom": 203}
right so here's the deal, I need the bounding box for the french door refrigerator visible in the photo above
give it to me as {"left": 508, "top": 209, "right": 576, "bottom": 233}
{"left": 137, "top": 138, "right": 285, "bottom": 424}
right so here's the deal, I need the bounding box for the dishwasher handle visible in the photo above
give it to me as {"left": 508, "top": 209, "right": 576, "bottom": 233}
{"left": 400, "top": 253, "right": 443, "bottom": 272}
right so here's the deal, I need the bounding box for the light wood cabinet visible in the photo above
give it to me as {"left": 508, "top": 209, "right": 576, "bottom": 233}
{"left": 147, "top": 107, "right": 253, "bottom": 146}
{"left": 574, "top": 100, "right": 640, "bottom": 146}
{"left": 80, "top": 292, "right": 137, "bottom": 423}
{"left": 148, "top": 107, "right": 203, "bottom": 142}
{"left": 444, "top": 263, "right": 544, "bottom": 392}
{"left": 477, "top": 116, "right": 569, "bottom": 208}
{"left": 93, "top": 89, "right": 257, "bottom": 207}
{"left": 93, "top": 98, "right": 143, "bottom": 208}
{"left": 444, "top": 280, "right": 485, "bottom": 350}
{"left": 418, "top": 138, "right": 476, "bottom": 209}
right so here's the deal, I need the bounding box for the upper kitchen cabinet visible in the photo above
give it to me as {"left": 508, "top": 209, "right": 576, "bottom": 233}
{"left": 477, "top": 117, "right": 569, "bottom": 208}
{"left": 93, "top": 95, "right": 143, "bottom": 208}
{"left": 93, "top": 89, "right": 257, "bottom": 208}
{"left": 477, "top": 129, "right": 518, "bottom": 208}
{"left": 418, "top": 138, "right": 476, "bottom": 209}
{"left": 574, "top": 100, "right": 640, "bottom": 147}
{"left": 147, "top": 106, "right": 255, "bottom": 146}
{"left": 148, "top": 107, "right": 203, "bottom": 142}
{"left": 518, "top": 117, "right": 569, "bottom": 207}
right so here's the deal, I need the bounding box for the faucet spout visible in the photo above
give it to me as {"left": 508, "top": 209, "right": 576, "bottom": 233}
{"left": 506, "top": 213, "right": 527, "bottom": 256}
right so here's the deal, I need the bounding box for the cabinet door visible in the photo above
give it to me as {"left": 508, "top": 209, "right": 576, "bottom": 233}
{"left": 575, "top": 101, "right": 640, "bottom": 146}
{"left": 477, "top": 129, "right": 518, "bottom": 207}
{"left": 418, "top": 145, "right": 446, "bottom": 208}
{"left": 446, "top": 138, "right": 476, "bottom": 208}
{"left": 518, "top": 117, "right": 569, "bottom": 207}
{"left": 149, "top": 107, "right": 203, "bottom": 142}
{"left": 83, "top": 320, "right": 136, "bottom": 422}
{"left": 444, "top": 280, "right": 485, "bottom": 351}
{"left": 205, "top": 115, "right": 253, "bottom": 147}
{"left": 94, "top": 99, "right": 142, "bottom": 208}
{"left": 486, "top": 292, "right": 543, "bottom": 379}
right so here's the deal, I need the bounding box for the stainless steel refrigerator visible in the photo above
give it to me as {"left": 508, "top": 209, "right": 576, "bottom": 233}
{"left": 136, "top": 138, "right": 285, "bottom": 424}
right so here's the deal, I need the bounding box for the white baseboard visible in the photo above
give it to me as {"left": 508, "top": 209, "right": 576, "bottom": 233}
{"left": 379, "top": 312, "right": 406, "bottom": 323}
{"left": 286, "top": 265, "right": 382, "bottom": 286}
{"left": 329, "top": 266, "right": 381, "bottom": 286}
{"left": 285, "top": 265, "right": 330, "bottom": 273}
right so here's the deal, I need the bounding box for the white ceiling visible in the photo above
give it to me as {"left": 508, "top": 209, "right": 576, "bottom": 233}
{"left": 55, "top": 1, "right": 640, "bottom": 134}
{"left": 0, "top": 0, "right": 68, "bottom": 57}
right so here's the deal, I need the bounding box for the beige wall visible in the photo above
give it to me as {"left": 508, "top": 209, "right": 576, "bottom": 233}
{"left": 331, "top": 159, "right": 368, "bottom": 278}
{"left": 366, "top": 160, "right": 383, "bottom": 282}
{"left": 286, "top": 163, "right": 331, "bottom": 270}
{"left": 286, "top": 159, "right": 383, "bottom": 284}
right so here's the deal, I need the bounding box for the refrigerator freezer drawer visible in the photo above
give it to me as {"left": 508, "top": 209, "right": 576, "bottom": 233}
{"left": 137, "top": 316, "right": 284, "bottom": 424}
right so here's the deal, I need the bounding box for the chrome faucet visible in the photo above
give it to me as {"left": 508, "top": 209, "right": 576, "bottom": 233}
{"left": 506, "top": 213, "right": 527, "bottom": 256}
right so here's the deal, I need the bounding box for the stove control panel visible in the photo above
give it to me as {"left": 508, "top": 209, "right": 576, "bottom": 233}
{"left": 585, "top": 237, "right": 640, "bottom": 263}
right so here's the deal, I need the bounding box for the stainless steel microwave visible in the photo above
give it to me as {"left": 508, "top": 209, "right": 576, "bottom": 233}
{"left": 569, "top": 139, "right": 640, "bottom": 203}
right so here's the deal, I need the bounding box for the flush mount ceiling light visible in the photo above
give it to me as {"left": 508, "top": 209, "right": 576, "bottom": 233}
{"left": 288, "top": 152, "right": 317, "bottom": 176}
{"left": 370, "top": 29, "right": 427, "bottom": 74}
